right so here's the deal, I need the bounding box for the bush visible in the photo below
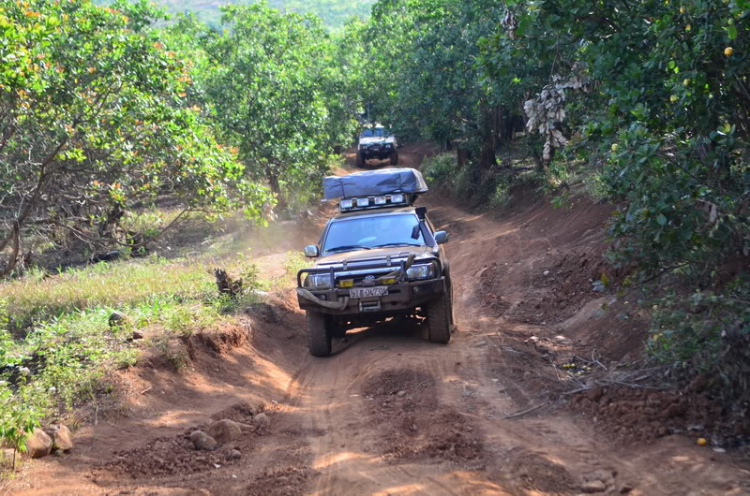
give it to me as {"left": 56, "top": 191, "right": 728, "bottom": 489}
{"left": 648, "top": 278, "right": 750, "bottom": 403}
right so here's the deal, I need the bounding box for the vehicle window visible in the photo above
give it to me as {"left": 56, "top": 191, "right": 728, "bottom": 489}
{"left": 360, "top": 128, "right": 388, "bottom": 138}
{"left": 323, "top": 214, "right": 425, "bottom": 254}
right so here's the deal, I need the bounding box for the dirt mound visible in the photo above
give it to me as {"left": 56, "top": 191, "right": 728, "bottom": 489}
{"left": 361, "top": 369, "right": 485, "bottom": 466}
{"left": 99, "top": 431, "right": 243, "bottom": 479}
{"left": 507, "top": 448, "right": 578, "bottom": 494}
{"left": 478, "top": 243, "right": 625, "bottom": 327}
{"left": 246, "top": 465, "right": 318, "bottom": 496}
{"left": 210, "top": 401, "right": 264, "bottom": 423}
{"left": 97, "top": 402, "right": 266, "bottom": 480}
{"left": 568, "top": 385, "right": 740, "bottom": 445}
{"left": 187, "top": 324, "right": 249, "bottom": 356}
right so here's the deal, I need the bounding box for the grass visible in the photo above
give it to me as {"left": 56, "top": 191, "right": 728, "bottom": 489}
{"left": 0, "top": 231, "right": 270, "bottom": 455}
{"left": 0, "top": 200, "right": 310, "bottom": 460}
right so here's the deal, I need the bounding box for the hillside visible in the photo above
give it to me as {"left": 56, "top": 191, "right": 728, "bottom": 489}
{"left": 123, "top": 0, "right": 375, "bottom": 27}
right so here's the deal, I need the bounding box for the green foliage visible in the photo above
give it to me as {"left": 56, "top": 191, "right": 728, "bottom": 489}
{"left": 648, "top": 278, "right": 750, "bottom": 400}
{"left": 361, "top": 0, "right": 750, "bottom": 397}
{"left": 0, "top": 0, "right": 271, "bottom": 275}
{"left": 165, "top": 4, "right": 359, "bottom": 210}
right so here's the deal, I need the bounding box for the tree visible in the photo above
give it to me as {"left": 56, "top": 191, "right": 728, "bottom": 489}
{"left": 0, "top": 0, "right": 269, "bottom": 275}
{"left": 175, "top": 4, "right": 359, "bottom": 209}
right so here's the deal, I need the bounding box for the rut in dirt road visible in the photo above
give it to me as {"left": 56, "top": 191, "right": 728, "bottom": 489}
{"left": 7, "top": 145, "right": 749, "bottom": 496}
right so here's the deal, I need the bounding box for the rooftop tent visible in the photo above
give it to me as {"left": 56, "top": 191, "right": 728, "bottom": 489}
{"left": 323, "top": 168, "right": 428, "bottom": 201}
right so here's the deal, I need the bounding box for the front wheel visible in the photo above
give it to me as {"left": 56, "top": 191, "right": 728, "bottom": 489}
{"left": 390, "top": 151, "right": 399, "bottom": 165}
{"left": 356, "top": 152, "right": 365, "bottom": 168}
{"left": 307, "top": 311, "right": 332, "bottom": 357}
{"left": 425, "top": 292, "right": 451, "bottom": 344}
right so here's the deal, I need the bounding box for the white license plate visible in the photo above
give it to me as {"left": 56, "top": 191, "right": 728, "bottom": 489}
{"left": 350, "top": 286, "right": 388, "bottom": 299}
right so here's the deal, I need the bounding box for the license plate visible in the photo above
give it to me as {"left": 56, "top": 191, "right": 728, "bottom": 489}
{"left": 350, "top": 286, "right": 388, "bottom": 299}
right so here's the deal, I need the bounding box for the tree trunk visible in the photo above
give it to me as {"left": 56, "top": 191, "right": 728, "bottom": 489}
{"left": 478, "top": 103, "right": 498, "bottom": 171}
{"left": 0, "top": 222, "right": 21, "bottom": 278}
{"left": 456, "top": 147, "right": 466, "bottom": 168}
{"left": 266, "top": 164, "right": 286, "bottom": 210}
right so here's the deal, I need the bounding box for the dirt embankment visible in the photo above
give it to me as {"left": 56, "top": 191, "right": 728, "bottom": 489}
{"left": 4, "top": 144, "right": 750, "bottom": 495}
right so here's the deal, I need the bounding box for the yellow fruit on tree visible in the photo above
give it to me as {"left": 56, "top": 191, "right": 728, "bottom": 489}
{"left": 670, "top": 94, "right": 678, "bottom": 102}
{"left": 680, "top": 6, "right": 685, "bottom": 13}
{"left": 724, "top": 47, "right": 734, "bottom": 56}
{"left": 611, "top": 143, "right": 619, "bottom": 152}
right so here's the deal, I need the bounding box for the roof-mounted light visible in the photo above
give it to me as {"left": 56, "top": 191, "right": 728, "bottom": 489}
{"left": 339, "top": 193, "right": 410, "bottom": 212}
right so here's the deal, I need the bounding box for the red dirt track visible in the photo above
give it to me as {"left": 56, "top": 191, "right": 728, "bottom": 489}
{"left": 5, "top": 145, "right": 749, "bottom": 495}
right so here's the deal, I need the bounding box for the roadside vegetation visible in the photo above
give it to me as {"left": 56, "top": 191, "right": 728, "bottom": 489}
{"left": 356, "top": 0, "right": 750, "bottom": 412}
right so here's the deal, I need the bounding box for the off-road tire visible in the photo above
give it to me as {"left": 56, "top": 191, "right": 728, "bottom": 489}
{"left": 390, "top": 151, "right": 399, "bottom": 166}
{"left": 426, "top": 292, "right": 451, "bottom": 344}
{"left": 356, "top": 152, "right": 364, "bottom": 168}
{"left": 329, "top": 318, "right": 347, "bottom": 338}
{"left": 307, "top": 311, "right": 332, "bottom": 357}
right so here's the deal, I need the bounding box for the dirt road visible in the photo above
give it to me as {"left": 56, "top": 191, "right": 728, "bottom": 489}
{"left": 6, "top": 145, "right": 749, "bottom": 495}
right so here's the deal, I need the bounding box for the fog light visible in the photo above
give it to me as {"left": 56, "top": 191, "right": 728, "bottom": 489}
{"left": 356, "top": 197, "right": 370, "bottom": 207}
{"left": 339, "top": 279, "right": 354, "bottom": 288}
{"left": 340, "top": 199, "right": 353, "bottom": 209}
{"left": 390, "top": 194, "right": 405, "bottom": 204}
{"left": 375, "top": 196, "right": 387, "bottom": 205}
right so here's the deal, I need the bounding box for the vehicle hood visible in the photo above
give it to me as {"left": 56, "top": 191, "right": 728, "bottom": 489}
{"left": 315, "top": 245, "right": 435, "bottom": 267}
{"left": 360, "top": 136, "right": 396, "bottom": 145}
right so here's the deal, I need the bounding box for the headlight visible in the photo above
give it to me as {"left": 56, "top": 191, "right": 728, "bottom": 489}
{"left": 406, "top": 264, "right": 435, "bottom": 280}
{"left": 304, "top": 273, "right": 333, "bottom": 290}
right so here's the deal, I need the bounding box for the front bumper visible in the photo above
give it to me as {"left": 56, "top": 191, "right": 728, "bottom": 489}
{"left": 297, "top": 277, "right": 446, "bottom": 316}
{"left": 360, "top": 147, "right": 394, "bottom": 159}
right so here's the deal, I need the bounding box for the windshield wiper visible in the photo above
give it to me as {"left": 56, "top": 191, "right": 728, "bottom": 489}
{"left": 373, "top": 243, "right": 423, "bottom": 248}
{"left": 326, "top": 245, "right": 373, "bottom": 253}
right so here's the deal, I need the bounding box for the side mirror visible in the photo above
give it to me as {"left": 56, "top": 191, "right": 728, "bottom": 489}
{"left": 434, "top": 231, "right": 450, "bottom": 245}
{"left": 303, "top": 245, "right": 320, "bottom": 257}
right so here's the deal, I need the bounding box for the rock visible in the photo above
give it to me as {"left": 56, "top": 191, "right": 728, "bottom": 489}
{"left": 543, "top": 270, "right": 550, "bottom": 276}
{"left": 132, "top": 330, "right": 144, "bottom": 340}
{"left": 26, "top": 428, "right": 53, "bottom": 459}
{"left": 44, "top": 424, "right": 73, "bottom": 452}
{"left": 189, "top": 430, "right": 217, "bottom": 451}
{"left": 108, "top": 311, "right": 132, "bottom": 329}
{"left": 554, "top": 335, "right": 572, "bottom": 346}
{"left": 620, "top": 486, "right": 634, "bottom": 494}
{"left": 226, "top": 449, "right": 242, "bottom": 461}
{"left": 253, "top": 413, "right": 271, "bottom": 431}
{"left": 397, "top": 390, "right": 406, "bottom": 397}
{"left": 527, "top": 336, "right": 539, "bottom": 344}
{"left": 581, "top": 480, "right": 607, "bottom": 493}
{"left": 207, "top": 419, "right": 242, "bottom": 445}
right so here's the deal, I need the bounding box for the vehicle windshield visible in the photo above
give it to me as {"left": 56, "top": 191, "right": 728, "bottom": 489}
{"left": 322, "top": 214, "right": 425, "bottom": 254}
{"left": 360, "top": 127, "right": 389, "bottom": 138}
